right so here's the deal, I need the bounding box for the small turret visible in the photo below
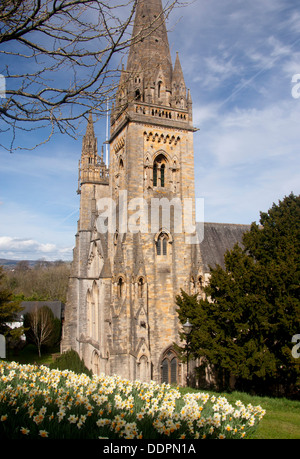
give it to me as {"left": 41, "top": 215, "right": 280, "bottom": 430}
{"left": 82, "top": 112, "right": 98, "bottom": 166}
{"left": 78, "top": 114, "right": 109, "bottom": 191}
{"left": 171, "top": 52, "right": 187, "bottom": 109}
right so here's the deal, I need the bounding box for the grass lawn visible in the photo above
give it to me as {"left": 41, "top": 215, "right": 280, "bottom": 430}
{"left": 240, "top": 394, "right": 300, "bottom": 439}
{"left": 7, "top": 343, "right": 58, "bottom": 367}
{"left": 5, "top": 345, "right": 300, "bottom": 440}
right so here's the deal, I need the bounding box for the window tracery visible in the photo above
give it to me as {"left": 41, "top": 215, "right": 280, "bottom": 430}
{"left": 153, "top": 153, "right": 167, "bottom": 188}
{"left": 156, "top": 232, "right": 168, "bottom": 256}
{"left": 161, "top": 348, "right": 178, "bottom": 384}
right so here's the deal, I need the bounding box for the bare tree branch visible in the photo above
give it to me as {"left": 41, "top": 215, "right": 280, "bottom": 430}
{"left": 0, "top": 0, "right": 184, "bottom": 151}
{"left": 27, "top": 306, "right": 54, "bottom": 357}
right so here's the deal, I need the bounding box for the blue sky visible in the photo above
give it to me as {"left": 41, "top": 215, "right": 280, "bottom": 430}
{"left": 1, "top": 0, "right": 300, "bottom": 260}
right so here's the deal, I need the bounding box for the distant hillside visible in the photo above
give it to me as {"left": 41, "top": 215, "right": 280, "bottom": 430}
{"left": 0, "top": 259, "right": 70, "bottom": 269}
{"left": 0, "top": 259, "right": 33, "bottom": 269}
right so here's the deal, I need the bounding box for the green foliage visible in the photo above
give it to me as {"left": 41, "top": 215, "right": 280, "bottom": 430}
{"left": 49, "top": 349, "right": 93, "bottom": 377}
{"left": 176, "top": 193, "right": 300, "bottom": 397}
{"left": 174, "top": 291, "right": 203, "bottom": 362}
{"left": 0, "top": 266, "right": 24, "bottom": 339}
{"left": 7, "top": 343, "right": 55, "bottom": 366}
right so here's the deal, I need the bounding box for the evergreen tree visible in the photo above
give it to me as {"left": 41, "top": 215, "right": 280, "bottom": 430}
{"left": 176, "top": 193, "right": 300, "bottom": 396}
{"left": 0, "top": 266, "right": 24, "bottom": 339}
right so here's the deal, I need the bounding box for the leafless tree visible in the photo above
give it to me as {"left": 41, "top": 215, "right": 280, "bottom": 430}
{"left": 27, "top": 305, "right": 54, "bottom": 357}
{"left": 0, "top": 0, "right": 181, "bottom": 151}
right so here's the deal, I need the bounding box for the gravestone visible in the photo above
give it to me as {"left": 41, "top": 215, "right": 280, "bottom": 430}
{"left": 0, "top": 334, "right": 6, "bottom": 359}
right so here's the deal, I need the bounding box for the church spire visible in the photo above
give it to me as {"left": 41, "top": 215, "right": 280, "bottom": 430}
{"left": 126, "top": 0, "right": 173, "bottom": 97}
{"left": 111, "top": 0, "right": 194, "bottom": 131}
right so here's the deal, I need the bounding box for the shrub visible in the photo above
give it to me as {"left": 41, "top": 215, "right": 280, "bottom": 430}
{"left": 49, "top": 349, "right": 92, "bottom": 377}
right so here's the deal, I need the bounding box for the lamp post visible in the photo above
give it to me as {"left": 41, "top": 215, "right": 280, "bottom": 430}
{"left": 183, "top": 319, "right": 193, "bottom": 387}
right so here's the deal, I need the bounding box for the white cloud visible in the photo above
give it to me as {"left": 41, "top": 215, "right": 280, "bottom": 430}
{"left": 0, "top": 236, "right": 49, "bottom": 253}
{"left": 288, "top": 11, "right": 300, "bottom": 33}
{"left": 211, "top": 102, "right": 300, "bottom": 166}
{"left": 192, "top": 103, "right": 219, "bottom": 127}
{"left": 0, "top": 236, "right": 72, "bottom": 261}
{"left": 200, "top": 55, "right": 242, "bottom": 90}
{"left": 193, "top": 95, "right": 300, "bottom": 224}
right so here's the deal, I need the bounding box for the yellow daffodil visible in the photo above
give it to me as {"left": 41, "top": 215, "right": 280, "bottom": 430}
{"left": 0, "top": 360, "right": 265, "bottom": 440}
{"left": 68, "top": 414, "right": 78, "bottom": 424}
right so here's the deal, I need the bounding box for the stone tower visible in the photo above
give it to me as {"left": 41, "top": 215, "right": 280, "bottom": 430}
{"left": 61, "top": 0, "right": 201, "bottom": 384}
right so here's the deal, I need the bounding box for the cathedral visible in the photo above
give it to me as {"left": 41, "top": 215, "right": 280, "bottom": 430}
{"left": 61, "top": 0, "right": 249, "bottom": 385}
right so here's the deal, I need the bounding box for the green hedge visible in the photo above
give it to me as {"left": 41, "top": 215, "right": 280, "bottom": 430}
{"left": 49, "top": 349, "right": 92, "bottom": 377}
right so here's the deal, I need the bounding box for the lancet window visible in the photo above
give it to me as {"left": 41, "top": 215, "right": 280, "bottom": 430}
{"left": 117, "top": 277, "right": 125, "bottom": 299}
{"left": 156, "top": 232, "right": 168, "bottom": 256}
{"left": 138, "top": 277, "right": 144, "bottom": 298}
{"left": 153, "top": 153, "right": 167, "bottom": 188}
{"left": 161, "top": 349, "right": 178, "bottom": 384}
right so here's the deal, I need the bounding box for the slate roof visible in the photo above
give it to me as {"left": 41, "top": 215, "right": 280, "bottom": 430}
{"left": 198, "top": 222, "right": 251, "bottom": 272}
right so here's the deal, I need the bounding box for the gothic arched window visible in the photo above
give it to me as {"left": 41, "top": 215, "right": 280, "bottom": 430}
{"left": 158, "top": 81, "right": 162, "bottom": 99}
{"left": 198, "top": 276, "right": 203, "bottom": 292}
{"left": 138, "top": 277, "right": 144, "bottom": 298}
{"left": 153, "top": 163, "right": 158, "bottom": 187}
{"left": 162, "top": 236, "right": 167, "bottom": 255}
{"left": 153, "top": 153, "right": 167, "bottom": 188}
{"left": 161, "top": 164, "right": 165, "bottom": 187}
{"left": 156, "top": 232, "right": 168, "bottom": 256}
{"left": 161, "top": 349, "right": 178, "bottom": 384}
{"left": 117, "top": 277, "right": 124, "bottom": 298}
{"left": 135, "top": 89, "right": 141, "bottom": 101}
